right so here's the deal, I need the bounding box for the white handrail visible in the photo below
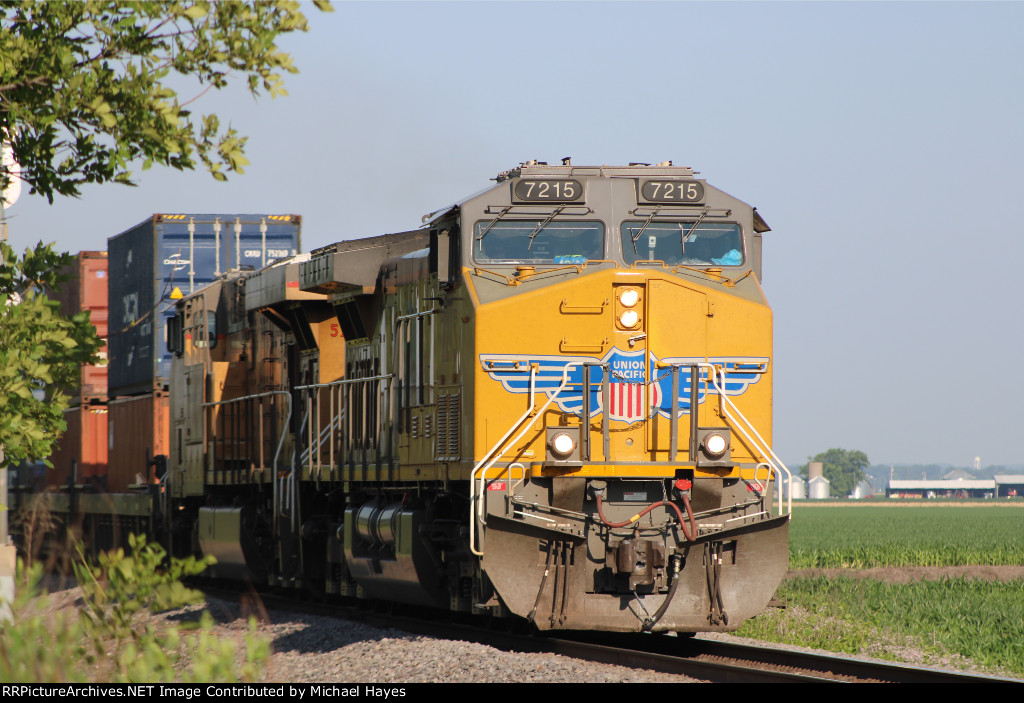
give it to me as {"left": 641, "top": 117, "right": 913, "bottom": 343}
{"left": 295, "top": 374, "right": 392, "bottom": 475}
{"left": 469, "top": 365, "right": 536, "bottom": 557}
{"left": 203, "top": 390, "right": 292, "bottom": 536}
{"left": 300, "top": 410, "right": 345, "bottom": 466}
{"left": 469, "top": 362, "right": 582, "bottom": 556}
{"left": 701, "top": 363, "right": 792, "bottom": 515}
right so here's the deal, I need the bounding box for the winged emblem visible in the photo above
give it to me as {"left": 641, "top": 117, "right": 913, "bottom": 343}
{"left": 480, "top": 348, "right": 768, "bottom": 426}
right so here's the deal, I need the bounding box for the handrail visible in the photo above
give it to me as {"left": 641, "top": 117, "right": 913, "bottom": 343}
{"left": 296, "top": 374, "right": 394, "bottom": 477}
{"left": 203, "top": 390, "right": 292, "bottom": 536}
{"left": 299, "top": 410, "right": 345, "bottom": 466}
{"left": 468, "top": 360, "right": 789, "bottom": 557}
{"left": 295, "top": 373, "right": 394, "bottom": 392}
{"left": 700, "top": 363, "right": 792, "bottom": 516}
{"left": 750, "top": 462, "right": 770, "bottom": 495}
{"left": 202, "top": 390, "right": 292, "bottom": 475}
{"left": 468, "top": 365, "right": 535, "bottom": 557}
{"left": 469, "top": 362, "right": 582, "bottom": 556}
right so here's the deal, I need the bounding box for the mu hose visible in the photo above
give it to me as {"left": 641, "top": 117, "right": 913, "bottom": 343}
{"left": 595, "top": 493, "right": 697, "bottom": 541}
{"left": 527, "top": 539, "right": 556, "bottom": 623}
{"left": 643, "top": 555, "right": 683, "bottom": 631}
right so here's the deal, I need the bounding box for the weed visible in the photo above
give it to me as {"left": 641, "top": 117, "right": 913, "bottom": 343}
{"left": 0, "top": 534, "right": 270, "bottom": 683}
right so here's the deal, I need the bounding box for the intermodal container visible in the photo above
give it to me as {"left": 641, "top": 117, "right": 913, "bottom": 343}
{"left": 108, "top": 392, "right": 170, "bottom": 492}
{"left": 47, "top": 405, "right": 109, "bottom": 489}
{"left": 48, "top": 250, "right": 109, "bottom": 402}
{"left": 108, "top": 214, "right": 301, "bottom": 397}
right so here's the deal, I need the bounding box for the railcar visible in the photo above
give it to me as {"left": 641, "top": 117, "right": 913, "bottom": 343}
{"left": 160, "top": 161, "right": 791, "bottom": 634}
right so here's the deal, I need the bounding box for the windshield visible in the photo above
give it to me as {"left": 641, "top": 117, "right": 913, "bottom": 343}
{"left": 474, "top": 220, "right": 604, "bottom": 264}
{"left": 620, "top": 221, "right": 743, "bottom": 266}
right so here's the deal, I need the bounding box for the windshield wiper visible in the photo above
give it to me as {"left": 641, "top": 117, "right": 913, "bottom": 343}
{"left": 476, "top": 206, "right": 512, "bottom": 252}
{"left": 629, "top": 206, "right": 663, "bottom": 254}
{"left": 526, "top": 206, "right": 566, "bottom": 251}
{"left": 680, "top": 208, "right": 709, "bottom": 254}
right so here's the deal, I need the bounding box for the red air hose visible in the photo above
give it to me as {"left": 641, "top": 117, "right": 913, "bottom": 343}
{"left": 595, "top": 493, "right": 697, "bottom": 542}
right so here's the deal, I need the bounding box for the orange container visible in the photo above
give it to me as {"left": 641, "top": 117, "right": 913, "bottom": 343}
{"left": 50, "top": 251, "right": 109, "bottom": 402}
{"left": 47, "top": 405, "right": 109, "bottom": 489}
{"left": 108, "top": 392, "right": 169, "bottom": 492}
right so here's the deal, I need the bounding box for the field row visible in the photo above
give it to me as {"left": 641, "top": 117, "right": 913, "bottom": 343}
{"left": 742, "top": 505, "right": 1024, "bottom": 678}
{"left": 787, "top": 505, "right": 1024, "bottom": 568}
{"left": 738, "top": 576, "right": 1024, "bottom": 678}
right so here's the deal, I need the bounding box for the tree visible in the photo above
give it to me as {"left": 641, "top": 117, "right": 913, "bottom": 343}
{"left": 801, "top": 448, "right": 870, "bottom": 497}
{"left": 0, "top": 1, "right": 330, "bottom": 465}
{"left": 0, "top": 0, "right": 331, "bottom": 201}
{"left": 0, "top": 242, "right": 104, "bottom": 465}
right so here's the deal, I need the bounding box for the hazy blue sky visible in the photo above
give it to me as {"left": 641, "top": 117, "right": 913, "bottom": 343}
{"left": 6, "top": 2, "right": 1023, "bottom": 468}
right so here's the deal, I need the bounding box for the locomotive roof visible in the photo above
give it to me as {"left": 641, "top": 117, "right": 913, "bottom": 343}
{"left": 423, "top": 160, "right": 769, "bottom": 233}
{"left": 493, "top": 160, "right": 697, "bottom": 181}
{"left": 422, "top": 161, "right": 700, "bottom": 226}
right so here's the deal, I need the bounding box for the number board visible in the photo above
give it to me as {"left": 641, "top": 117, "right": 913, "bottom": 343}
{"left": 639, "top": 179, "right": 705, "bottom": 204}
{"left": 512, "top": 179, "right": 584, "bottom": 203}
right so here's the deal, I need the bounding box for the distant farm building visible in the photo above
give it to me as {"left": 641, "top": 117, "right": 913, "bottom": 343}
{"left": 851, "top": 479, "right": 875, "bottom": 499}
{"left": 887, "top": 478, "right": 995, "bottom": 499}
{"left": 806, "top": 461, "right": 830, "bottom": 499}
{"left": 808, "top": 475, "right": 831, "bottom": 500}
{"left": 993, "top": 475, "right": 1024, "bottom": 497}
{"left": 784, "top": 474, "right": 806, "bottom": 500}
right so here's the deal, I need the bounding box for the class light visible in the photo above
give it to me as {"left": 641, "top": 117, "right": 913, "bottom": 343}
{"left": 619, "top": 289, "right": 640, "bottom": 307}
{"left": 620, "top": 310, "right": 640, "bottom": 328}
{"left": 704, "top": 433, "right": 728, "bottom": 458}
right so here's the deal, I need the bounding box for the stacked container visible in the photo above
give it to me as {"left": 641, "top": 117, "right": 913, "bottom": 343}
{"left": 106, "top": 214, "right": 301, "bottom": 489}
{"left": 47, "top": 406, "right": 109, "bottom": 489}
{"left": 108, "top": 214, "right": 301, "bottom": 396}
{"left": 46, "top": 251, "right": 109, "bottom": 489}
{"left": 107, "top": 393, "right": 169, "bottom": 492}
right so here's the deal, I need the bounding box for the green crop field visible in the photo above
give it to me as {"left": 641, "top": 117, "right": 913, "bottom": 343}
{"left": 788, "top": 504, "right": 1024, "bottom": 568}
{"left": 738, "top": 575, "right": 1024, "bottom": 677}
{"left": 732, "top": 503, "right": 1024, "bottom": 677}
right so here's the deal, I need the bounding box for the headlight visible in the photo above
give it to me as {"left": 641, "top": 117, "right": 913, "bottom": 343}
{"left": 620, "top": 310, "right": 640, "bottom": 328}
{"left": 619, "top": 289, "right": 640, "bottom": 307}
{"left": 704, "top": 433, "right": 728, "bottom": 458}
{"left": 550, "top": 432, "right": 576, "bottom": 458}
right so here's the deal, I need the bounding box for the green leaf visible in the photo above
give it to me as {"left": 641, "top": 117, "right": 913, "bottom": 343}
{"left": 183, "top": 5, "right": 209, "bottom": 20}
{"left": 0, "top": 0, "right": 329, "bottom": 201}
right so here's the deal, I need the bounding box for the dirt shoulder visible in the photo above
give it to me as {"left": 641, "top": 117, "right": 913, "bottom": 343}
{"left": 786, "top": 564, "right": 1024, "bottom": 584}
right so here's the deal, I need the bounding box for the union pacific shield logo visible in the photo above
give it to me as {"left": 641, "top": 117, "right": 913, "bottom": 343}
{"left": 607, "top": 383, "right": 648, "bottom": 423}
{"left": 480, "top": 348, "right": 766, "bottom": 426}
{"left": 604, "top": 348, "right": 660, "bottom": 423}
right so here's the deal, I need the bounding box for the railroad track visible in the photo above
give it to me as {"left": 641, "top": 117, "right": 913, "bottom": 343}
{"left": 548, "top": 632, "right": 1019, "bottom": 683}
{"left": 214, "top": 587, "right": 1020, "bottom": 684}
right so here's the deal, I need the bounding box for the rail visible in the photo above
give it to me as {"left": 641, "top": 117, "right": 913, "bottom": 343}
{"left": 701, "top": 363, "right": 792, "bottom": 515}
{"left": 203, "top": 390, "right": 292, "bottom": 535}
{"left": 300, "top": 412, "right": 345, "bottom": 467}
{"left": 470, "top": 362, "right": 583, "bottom": 556}
{"left": 295, "top": 374, "right": 394, "bottom": 482}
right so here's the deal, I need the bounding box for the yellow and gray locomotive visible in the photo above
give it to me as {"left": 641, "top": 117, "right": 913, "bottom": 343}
{"left": 167, "top": 161, "right": 791, "bottom": 633}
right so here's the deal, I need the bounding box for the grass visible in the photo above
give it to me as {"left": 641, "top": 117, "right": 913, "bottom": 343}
{"left": 734, "top": 504, "right": 1024, "bottom": 678}
{"left": 789, "top": 505, "right": 1024, "bottom": 568}
{"left": 738, "top": 576, "right": 1024, "bottom": 677}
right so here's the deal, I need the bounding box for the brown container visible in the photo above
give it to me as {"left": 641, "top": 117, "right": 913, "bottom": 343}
{"left": 49, "top": 251, "right": 109, "bottom": 402}
{"left": 47, "top": 405, "right": 109, "bottom": 489}
{"left": 108, "top": 392, "right": 169, "bottom": 492}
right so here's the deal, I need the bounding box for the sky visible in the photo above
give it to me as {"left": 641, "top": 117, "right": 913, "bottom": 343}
{"left": 5, "top": 1, "right": 1024, "bottom": 469}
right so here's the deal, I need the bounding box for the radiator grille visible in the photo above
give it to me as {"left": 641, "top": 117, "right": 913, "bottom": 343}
{"left": 435, "top": 392, "right": 460, "bottom": 460}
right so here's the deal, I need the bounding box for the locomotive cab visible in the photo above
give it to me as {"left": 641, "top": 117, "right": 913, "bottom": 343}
{"left": 450, "top": 162, "right": 790, "bottom": 631}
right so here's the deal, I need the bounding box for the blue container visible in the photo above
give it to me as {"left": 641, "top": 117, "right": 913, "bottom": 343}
{"left": 108, "top": 214, "right": 301, "bottom": 397}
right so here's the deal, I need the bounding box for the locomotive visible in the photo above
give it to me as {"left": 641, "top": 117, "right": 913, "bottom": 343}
{"left": 27, "top": 161, "right": 792, "bottom": 634}
{"left": 158, "top": 160, "right": 791, "bottom": 634}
